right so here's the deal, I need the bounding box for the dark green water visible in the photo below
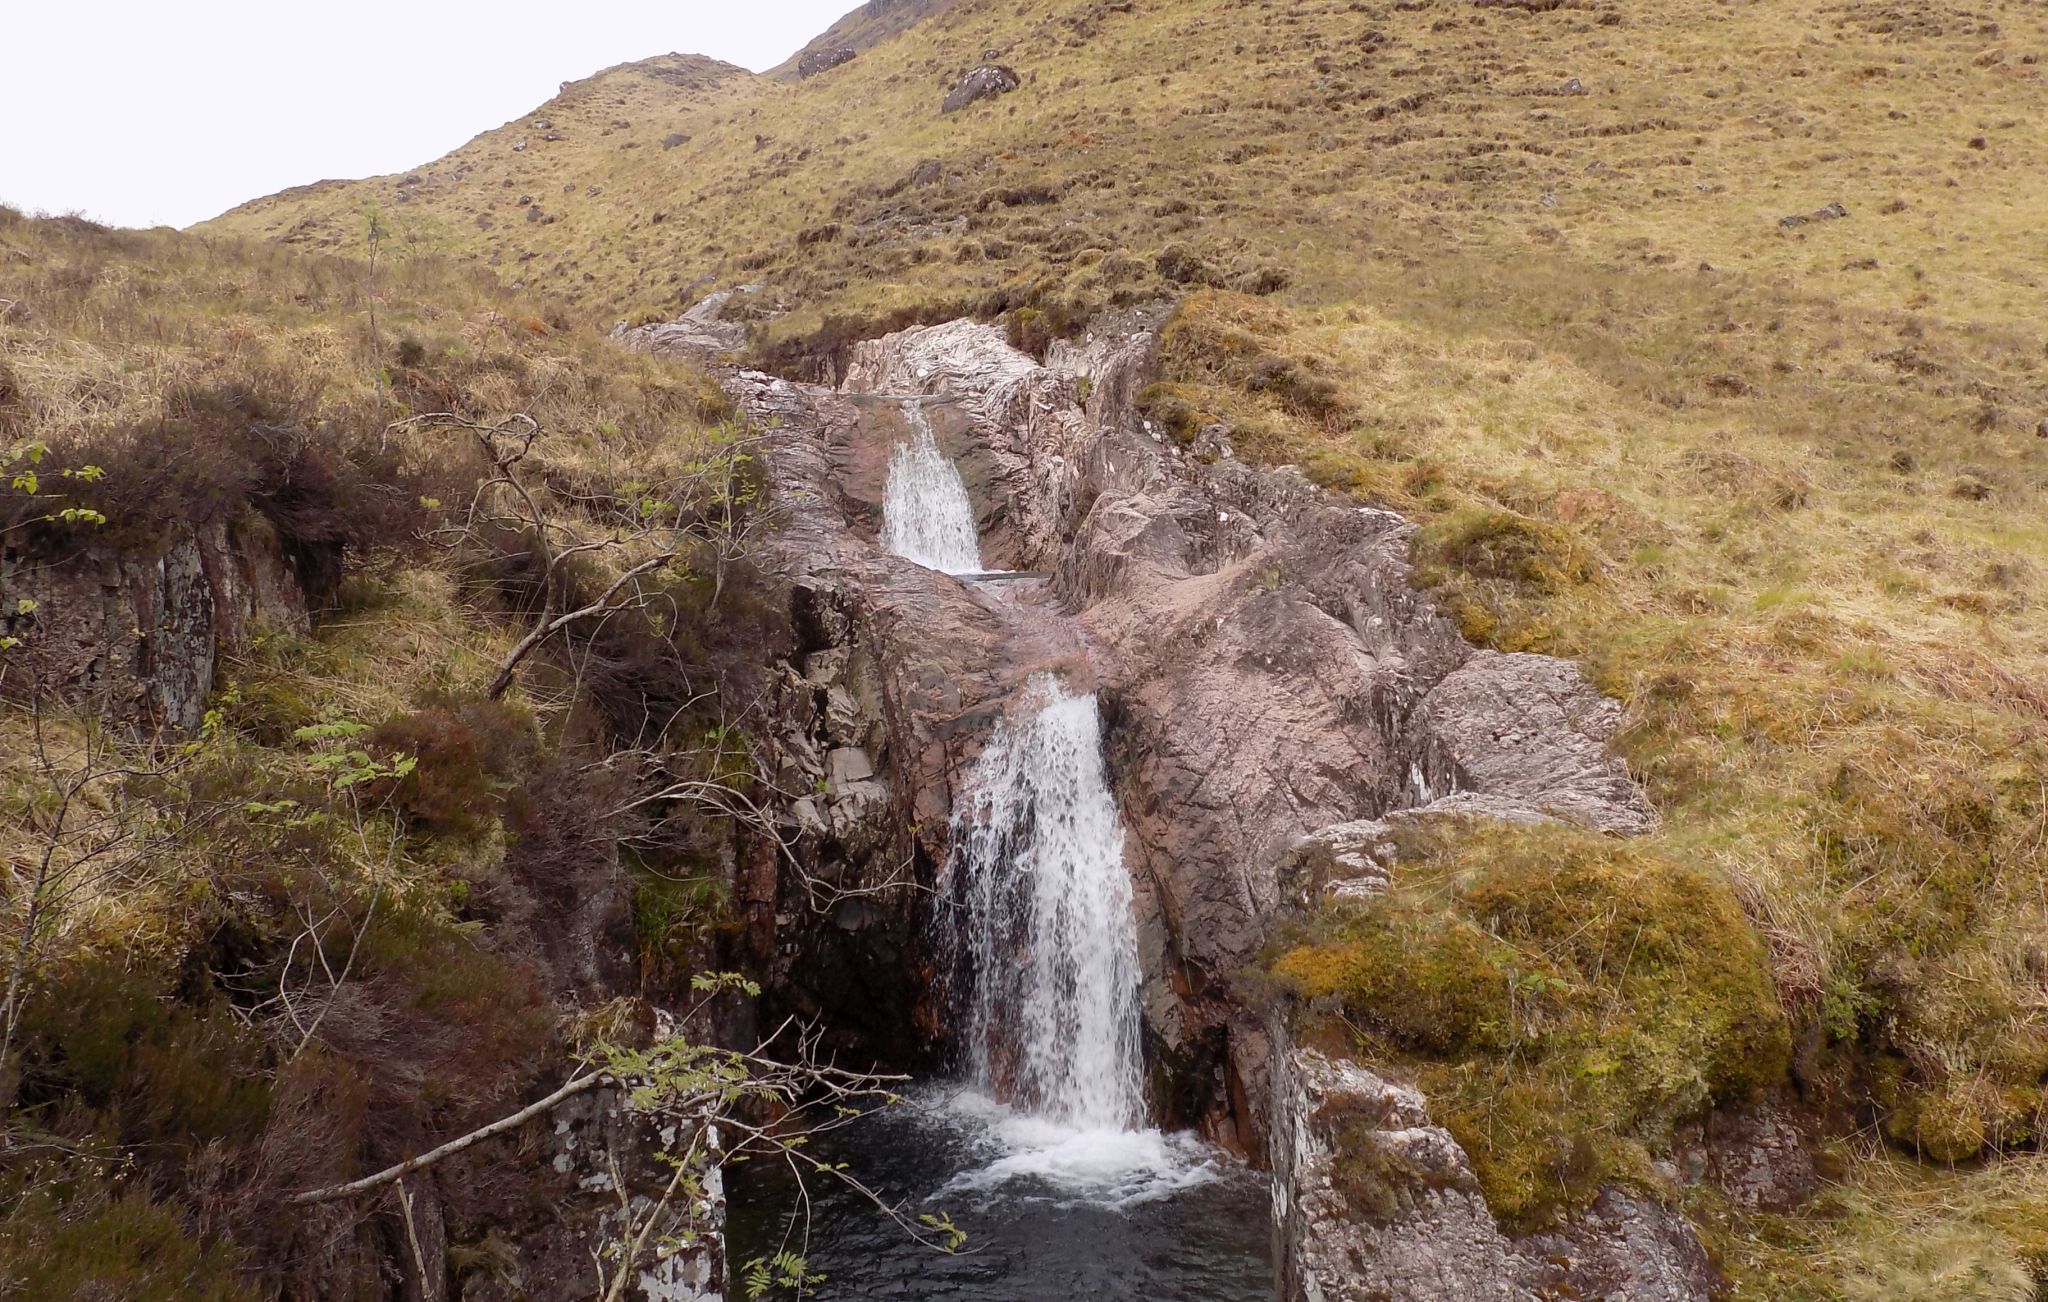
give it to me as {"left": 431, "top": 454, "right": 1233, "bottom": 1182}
{"left": 726, "top": 1085, "right": 1275, "bottom": 1301}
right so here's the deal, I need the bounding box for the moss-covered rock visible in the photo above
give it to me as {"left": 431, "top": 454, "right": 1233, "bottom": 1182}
{"left": 1272, "top": 821, "right": 1791, "bottom": 1229}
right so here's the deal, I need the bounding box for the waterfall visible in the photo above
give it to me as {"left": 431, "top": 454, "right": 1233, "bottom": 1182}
{"left": 881, "top": 400, "right": 983, "bottom": 574}
{"left": 944, "top": 674, "right": 1144, "bottom": 1130}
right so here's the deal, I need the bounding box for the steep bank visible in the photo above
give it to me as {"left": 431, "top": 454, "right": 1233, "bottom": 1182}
{"left": 0, "top": 213, "right": 772, "bottom": 1300}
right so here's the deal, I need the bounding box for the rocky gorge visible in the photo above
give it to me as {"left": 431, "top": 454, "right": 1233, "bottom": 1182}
{"left": 0, "top": 271, "right": 1808, "bottom": 1298}
{"left": 606, "top": 294, "right": 1796, "bottom": 1298}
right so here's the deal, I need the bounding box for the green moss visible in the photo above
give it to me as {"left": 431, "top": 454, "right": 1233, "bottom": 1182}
{"left": 1134, "top": 382, "right": 1210, "bottom": 444}
{"left": 1409, "top": 507, "right": 1600, "bottom": 652}
{"left": 1809, "top": 731, "right": 2048, "bottom": 1161}
{"left": 630, "top": 866, "right": 732, "bottom": 982}
{"left": 1414, "top": 507, "right": 1600, "bottom": 593}
{"left": 1272, "top": 822, "right": 1791, "bottom": 1230}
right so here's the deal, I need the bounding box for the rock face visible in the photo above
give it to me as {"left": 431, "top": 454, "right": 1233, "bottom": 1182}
{"left": 833, "top": 313, "right": 1653, "bottom": 1145}
{"left": 623, "top": 299, "right": 1668, "bottom": 1298}
{"left": 430, "top": 1083, "right": 724, "bottom": 1302}
{"left": 0, "top": 515, "right": 311, "bottom": 732}
{"left": 941, "top": 65, "right": 1021, "bottom": 113}
{"left": 1271, "top": 1044, "right": 1716, "bottom": 1302}
{"left": 623, "top": 302, "right": 1651, "bottom": 1128}
{"left": 797, "top": 47, "right": 858, "bottom": 78}
{"left": 611, "top": 290, "right": 754, "bottom": 360}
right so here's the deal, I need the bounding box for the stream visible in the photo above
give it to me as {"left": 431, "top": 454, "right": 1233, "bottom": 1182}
{"left": 728, "top": 395, "right": 1275, "bottom": 1300}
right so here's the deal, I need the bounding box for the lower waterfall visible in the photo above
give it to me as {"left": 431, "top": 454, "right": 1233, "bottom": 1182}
{"left": 920, "top": 673, "right": 1222, "bottom": 1206}
{"left": 945, "top": 674, "right": 1143, "bottom": 1130}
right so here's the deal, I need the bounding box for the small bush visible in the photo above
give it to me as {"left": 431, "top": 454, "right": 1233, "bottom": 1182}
{"left": 0, "top": 1174, "right": 253, "bottom": 1302}
{"left": 369, "top": 700, "right": 534, "bottom": 841}
{"left": 16, "top": 958, "right": 273, "bottom": 1157}
{"left": 1007, "top": 306, "right": 1054, "bottom": 359}
{"left": 1415, "top": 507, "right": 1600, "bottom": 593}
{"left": 1155, "top": 242, "right": 1221, "bottom": 286}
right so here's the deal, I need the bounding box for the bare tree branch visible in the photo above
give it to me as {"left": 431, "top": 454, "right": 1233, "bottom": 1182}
{"left": 286, "top": 1071, "right": 612, "bottom": 1205}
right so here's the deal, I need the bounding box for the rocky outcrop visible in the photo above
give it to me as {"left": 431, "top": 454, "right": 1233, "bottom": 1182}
{"left": 833, "top": 315, "right": 1653, "bottom": 1147}
{"left": 797, "top": 48, "right": 858, "bottom": 79}
{"left": 1271, "top": 1044, "right": 1716, "bottom": 1302}
{"left": 622, "top": 299, "right": 1668, "bottom": 1297}
{"left": 430, "top": 1082, "right": 724, "bottom": 1302}
{"left": 770, "top": 0, "right": 969, "bottom": 81}
{"left": 941, "top": 65, "right": 1021, "bottom": 113}
{"left": 0, "top": 514, "right": 310, "bottom": 732}
{"left": 611, "top": 290, "right": 754, "bottom": 360}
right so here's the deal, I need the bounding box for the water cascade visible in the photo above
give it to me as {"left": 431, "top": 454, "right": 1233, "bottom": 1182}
{"left": 880, "top": 400, "right": 982, "bottom": 574}
{"left": 946, "top": 675, "right": 1144, "bottom": 1130}
{"left": 728, "top": 388, "right": 1272, "bottom": 1298}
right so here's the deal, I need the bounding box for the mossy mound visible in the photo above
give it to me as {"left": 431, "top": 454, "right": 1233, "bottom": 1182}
{"left": 1273, "top": 821, "right": 1791, "bottom": 1230}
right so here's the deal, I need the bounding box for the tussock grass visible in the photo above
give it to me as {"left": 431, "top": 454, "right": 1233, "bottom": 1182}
{"left": 1274, "top": 821, "right": 1789, "bottom": 1230}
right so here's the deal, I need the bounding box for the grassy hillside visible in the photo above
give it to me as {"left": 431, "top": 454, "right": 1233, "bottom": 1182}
{"left": 159, "top": 0, "right": 2048, "bottom": 1294}
{"left": 0, "top": 209, "right": 770, "bottom": 1292}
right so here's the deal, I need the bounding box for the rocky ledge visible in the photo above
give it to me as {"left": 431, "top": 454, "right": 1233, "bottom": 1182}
{"left": 1272, "top": 1040, "right": 1720, "bottom": 1302}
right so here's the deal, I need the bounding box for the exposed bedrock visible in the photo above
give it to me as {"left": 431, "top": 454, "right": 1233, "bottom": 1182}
{"left": 0, "top": 514, "right": 315, "bottom": 732}
{"left": 1272, "top": 1043, "right": 1719, "bottom": 1302}
{"left": 830, "top": 316, "right": 1654, "bottom": 1142}
{"left": 627, "top": 303, "right": 1767, "bottom": 1301}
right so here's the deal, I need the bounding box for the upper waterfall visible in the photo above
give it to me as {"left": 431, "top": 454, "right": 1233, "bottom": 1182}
{"left": 944, "top": 673, "right": 1145, "bottom": 1130}
{"left": 880, "top": 399, "right": 983, "bottom": 575}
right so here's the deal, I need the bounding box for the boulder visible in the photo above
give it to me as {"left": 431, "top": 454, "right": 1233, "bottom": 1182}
{"left": 1272, "top": 1042, "right": 1717, "bottom": 1302}
{"left": 798, "top": 47, "right": 858, "bottom": 78}
{"left": 611, "top": 290, "right": 754, "bottom": 359}
{"left": 942, "top": 64, "right": 1021, "bottom": 113}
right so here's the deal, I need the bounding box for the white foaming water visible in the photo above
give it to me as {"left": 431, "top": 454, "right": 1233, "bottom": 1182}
{"left": 927, "top": 1087, "right": 1222, "bottom": 1208}
{"left": 937, "top": 676, "right": 1216, "bottom": 1201}
{"left": 881, "top": 399, "right": 983, "bottom": 574}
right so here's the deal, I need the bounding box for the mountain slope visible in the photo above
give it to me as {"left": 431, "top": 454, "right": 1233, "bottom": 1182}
{"left": 767, "top": 0, "right": 971, "bottom": 78}
{"left": 205, "top": 0, "right": 2048, "bottom": 1294}
{"left": 206, "top": 51, "right": 752, "bottom": 313}
{"left": 201, "top": 0, "right": 2048, "bottom": 343}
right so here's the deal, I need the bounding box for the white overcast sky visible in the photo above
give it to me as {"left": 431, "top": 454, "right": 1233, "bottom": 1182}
{"left": 4, "top": 1, "right": 862, "bottom": 229}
